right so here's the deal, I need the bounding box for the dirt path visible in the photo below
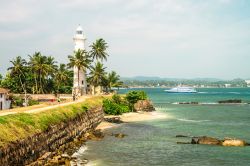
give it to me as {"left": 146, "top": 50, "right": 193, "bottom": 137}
{"left": 0, "top": 96, "right": 92, "bottom": 117}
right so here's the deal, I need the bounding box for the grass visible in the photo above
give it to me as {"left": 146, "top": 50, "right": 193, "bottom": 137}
{"left": 0, "top": 96, "right": 105, "bottom": 147}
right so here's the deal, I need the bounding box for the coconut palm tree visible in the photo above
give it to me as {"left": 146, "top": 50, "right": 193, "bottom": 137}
{"left": 29, "top": 53, "right": 51, "bottom": 93}
{"left": 107, "top": 71, "right": 123, "bottom": 91}
{"left": 88, "top": 62, "right": 107, "bottom": 94}
{"left": 89, "top": 38, "right": 109, "bottom": 61}
{"left": 46, "top": 56, "right": 57, "bottom": 77}
{"left": 8, "top": 56, "right": 28, "bottom": 106}
{"left": 68, "top": 49, "right": 91, "bottom": 93}
{"left": 55, "top": 64, "right": 69, "bottom": 94}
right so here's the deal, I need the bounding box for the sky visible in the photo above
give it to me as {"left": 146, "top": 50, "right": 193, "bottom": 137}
{"left": 0, "top": 0, "right": 250, "bottom": 79}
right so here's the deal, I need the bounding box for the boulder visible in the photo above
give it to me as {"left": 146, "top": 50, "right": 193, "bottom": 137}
{"left": 222, "top": 139, "right": 246, "bottom": 147}
{"left": 87, "top": 130, "right": 104, "bottom": 141}
{"left": 218, "top": 99, "right": 242, "bottom": 104}
{"left": 92, "top": 129, "right": 104, "bottom": 138}
{"left": 114, "top": 133, "right": 127, "bottom": 138}
{"left": 134, "top": 100, "right": 155, "bottom": 112}
{"left": 104, "top": 117, "right": 123, "bottom": 123}
{"left": 192, "top": 136, "right": 222, "bottom": 145}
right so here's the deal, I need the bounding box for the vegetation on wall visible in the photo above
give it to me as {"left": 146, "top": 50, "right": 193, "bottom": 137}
{"left": 0, "top": 96, "right": 104, "bottom": 147}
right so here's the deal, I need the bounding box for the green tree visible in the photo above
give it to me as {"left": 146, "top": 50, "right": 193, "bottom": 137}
{"left": 68, "top": 49, "right": 91, "bottom": 89}
{"left": 125, "top": 91, "right": 147, "bottom": 111}
{"left": 8, "top": 56, "right": 28, "bottom": 106}
{"left": 89, "top": 38, "right": 109, "bottom": 61}
{"left": 0, "top": 74, "right": 2, "bottom": 85}
{"left": 88, "top": 62, "right": 107, "bottom": 94}
{"left": 55, "top": 64, "right": 70, "bottom": 94}
{"left": 29, "top": 53, "right": 57, "bottom": 93}
{"left": 107, "top": 71, "right": 123, "bottom": 91}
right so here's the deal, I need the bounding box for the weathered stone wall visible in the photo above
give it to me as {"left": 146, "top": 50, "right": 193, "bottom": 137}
{"left": 0, "top": 107, "right": 104, "bottom": 166}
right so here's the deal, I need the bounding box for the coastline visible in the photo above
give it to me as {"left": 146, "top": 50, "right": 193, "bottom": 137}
{"left": 96, "top": 111, "right": 170, "bottom": 130}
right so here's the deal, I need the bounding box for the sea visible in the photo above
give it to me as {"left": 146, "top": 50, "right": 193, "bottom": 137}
{"left": 79, "top": 88, "right": 250, "bottom": 166}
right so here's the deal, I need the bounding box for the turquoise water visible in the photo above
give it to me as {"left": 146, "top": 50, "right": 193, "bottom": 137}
{"left": 82, "top": 88, "right": 250, "bottom": 166}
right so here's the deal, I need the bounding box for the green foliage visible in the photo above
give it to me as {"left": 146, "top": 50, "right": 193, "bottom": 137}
{"left": 125, "top": 91, "right": 147, "bottom": 105}
{"left": 125, "top": 91, "right": 147, "bottom": 111}
{"left": 28, "top": 99, "right": 39, "bottom": 106}
{"left": 103, "top": 92, "right": 148, "bottom": 115}
{"left": 1, "top": 37, "right": 123, "bottom": 95}
{"left": 90, "top": 38, "right": 109, "bottom": 61}
{"left": 112, "top": 94, "right": 122, "bottom": 104}
{"left": 0, "top": 96, "right": 104, "bottom": 147}
{"left": 102, "top": 98, "right": 130, "bottom": 115}
{"left": 11, "top": 96, "right": 24, "bottom": 107}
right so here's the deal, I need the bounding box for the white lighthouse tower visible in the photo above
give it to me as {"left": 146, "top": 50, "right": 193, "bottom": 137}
{"left": 72, "top": 25, "right": 87, "bottom": 97}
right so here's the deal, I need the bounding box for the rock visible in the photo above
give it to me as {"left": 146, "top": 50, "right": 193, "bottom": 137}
{"left": 176, "top": 135, "right": 190, "bottom": 138}
{"left": 192, "top": 136, "right": 222, "bottom": 145}
{"left": 176, "top": 142, "right": 191, "bottom": 144}
{"left": 92, "top": 129, "right": 104, "bottom": 138}
{"left": 222, "top": 139, "right": 246, "bottom": 147}
{"left": 134, "top": 100, "right": 155, "bottom": 112}
{"left": 38, "top": 152, "right": 52, "bottom": 161}
{"left": 114, "top": 133, "right": 127, "bottom": 138}
{"left": 105, "top": 117, "right": 123, "bottom": 123}
{"left": 218, "top": 99, "right": 242, "bottom": 104}
{"left": 86, "top": 130, "right": 104, "bottom": 141}
{"left": 79, "top": 158, "right": 89, "bottom": 165}
{"left": 61, "top": 153, "right": 70, "bottom": 159}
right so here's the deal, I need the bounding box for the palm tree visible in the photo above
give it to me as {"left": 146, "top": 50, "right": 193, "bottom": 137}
{"left": 46, "top": 56, "right": 57, "bottom": 77}
{"left": 107, "top": 71, "right": 123, "bottom": 91}
{"left": 55, "top": 64, "right": 69, "bottom": 95}
{"left": 68, "top": 49, "right": 91, "bottom": 93}
{"left": 8, "top": 56, "right": 28, "bottom": 106}
{"left": 28, "top": 52, "right": 40, "bottom": 93}
{"left": 29, "top": 53, "right": 52, "bottom": 93}
{"left": 88, "top": 62, "right": 107, "bottom": 94}
{"left": 89, "top": 38, "right": 109, "bottom": 61}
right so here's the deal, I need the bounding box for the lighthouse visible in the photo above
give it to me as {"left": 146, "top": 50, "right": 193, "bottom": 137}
{"left": 72, "top": 25, "right": 87, "bottom": 97}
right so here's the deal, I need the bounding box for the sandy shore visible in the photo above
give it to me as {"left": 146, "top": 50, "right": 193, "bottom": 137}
{"left": 96, "top": 111, "right": 171, "bottom": 130}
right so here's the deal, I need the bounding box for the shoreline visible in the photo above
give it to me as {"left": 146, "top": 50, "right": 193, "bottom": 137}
{"left": 96, "top": 111, "right": 170, "bottom": 130}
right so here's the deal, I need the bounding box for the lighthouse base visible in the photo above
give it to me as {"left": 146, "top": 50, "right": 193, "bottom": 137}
{"left": 72, "top": 87, "right": 86, "bottom": 99}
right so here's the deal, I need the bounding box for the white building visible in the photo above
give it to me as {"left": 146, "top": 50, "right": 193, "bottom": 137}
{"left": 224, "top": 84, "right": 231, "bottom": 88}
{"left": 0, "top": 88, "right": 11, "bottom": 110}
{"left": 72, "top": 25, "right": 87, "bottom": 97}
{"left": 245, "top": 80, "right": 250, "bottom": 87}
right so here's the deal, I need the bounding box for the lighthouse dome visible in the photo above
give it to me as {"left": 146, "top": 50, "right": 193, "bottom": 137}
{"left": 76, "top": 25, "right": 83, "bottom": 35}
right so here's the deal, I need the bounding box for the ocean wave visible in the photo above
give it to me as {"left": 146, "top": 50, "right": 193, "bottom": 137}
{"left": 177, "top": 118, "right": 211, "bottom": 123}
{"left": 200, "top": 102, "right": 218, "bottom": 105}
{"left": 72, "top": 146, "right": 88, "bottom": 158}
{"left": 228, "top": 92, "right": 241, "bottom": 94}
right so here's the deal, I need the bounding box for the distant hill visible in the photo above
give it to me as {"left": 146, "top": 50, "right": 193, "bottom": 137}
{"left": 121, "top": 76, "right": 225, "bottom": 82}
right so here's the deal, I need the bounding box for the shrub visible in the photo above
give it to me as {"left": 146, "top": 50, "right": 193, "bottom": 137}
{"left": 28, "top": 99, "right": 39, "bottom": 106}
{"left": 102, "top": 99, "right": 130, "bottom": 115}
{"left": 112, "top": 94, "right": 122, "bottom": 104}
{"left": 125, "top": 91, "right": 147, "bottom": 109}
{"left": 11, "top": 96, "right": 23, "bottom": 107}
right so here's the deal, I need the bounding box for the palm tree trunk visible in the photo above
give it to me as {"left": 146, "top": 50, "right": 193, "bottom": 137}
{"left": 34, "top": 74, "right": 38, "bottom": 94}
{"left": 18, "top": 75, "right": 27, "bottom": 107}
{"left": 78, "top": 67, "right": 80, "bottom": 87}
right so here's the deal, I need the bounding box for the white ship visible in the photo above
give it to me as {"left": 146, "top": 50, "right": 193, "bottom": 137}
{"left": 165, "top": 86, "right": 197, "bottom": 93}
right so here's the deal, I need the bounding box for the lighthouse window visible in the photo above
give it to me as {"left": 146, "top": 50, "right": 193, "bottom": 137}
{"left": 77, "top": 31, "right": 82, "bottom": 34}
{"left": 82, "top": 81, "right": 84, "bottom": 85}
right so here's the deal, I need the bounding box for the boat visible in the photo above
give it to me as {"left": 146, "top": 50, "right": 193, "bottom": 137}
{"left": 165, "top": 86, "right": 197, "bottom": 93}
